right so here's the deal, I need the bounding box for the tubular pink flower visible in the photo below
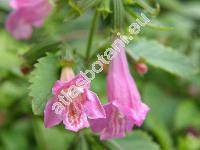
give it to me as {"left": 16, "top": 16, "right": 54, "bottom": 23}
{"left": 89, "top": 44, "right": 150, "bottom": 140}
{"left": 44, "top": 75, "right": 106, "bottom": 132}
{"left": 6, "top": 0, "right": 52, "bottom": 39}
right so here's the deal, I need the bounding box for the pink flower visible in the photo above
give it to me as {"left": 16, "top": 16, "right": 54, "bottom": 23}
{"left": 44, "top": 75, "right": 106, "bottom": 132}
{"left": 89, "top": 103, "right": 134, "bottom": 140}
{"left": 6, "top": 0, "right": 52, "bottom": 39}
{"left": 89, "top": 44, "right": 150, "bottom": 140}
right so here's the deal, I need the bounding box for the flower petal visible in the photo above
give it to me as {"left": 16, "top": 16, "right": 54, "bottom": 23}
{"left": 52, "top": 80, "right": 65, "bottom": 95}
{"left": 6, "top": 11, "right": 32, "bottom": 40}
{"left": 62, "top": 110, "right": 89, "bottom": 132}
{"left": 6, "top": 0, "right": 52, "bottom": 40}
{"left": 44, "top": 97, "right": 63, "bottom": 128}
{"left": 100, "top": 104, "right": 126, "bottom": 140}
{"left": 113, "top": 100, "right": 150, "bottom": 126}
{"left": 84, "top": 90, "right": 106, "bottom": 119}
{"left": 89, "top": 103, "right": 127, "bottom": 140}
{"left": 88, "top": 104, "right": 109, "bottom": 133}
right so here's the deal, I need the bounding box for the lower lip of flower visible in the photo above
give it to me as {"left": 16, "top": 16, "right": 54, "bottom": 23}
{"left": 67, "top": 103, "right": 83, "bottom": 128}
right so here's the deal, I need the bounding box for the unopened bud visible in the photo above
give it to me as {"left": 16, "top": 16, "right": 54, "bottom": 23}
{"left": 20, "top": 66, "right": 31, "bottom": 75}
{"left": 135, "top": 63, "right": 148, "bottom": 75}
{"left": 60, "top": 66, "right": 75, "bottom": 81}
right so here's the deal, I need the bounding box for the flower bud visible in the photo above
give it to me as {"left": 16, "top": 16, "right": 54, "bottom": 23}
{"left": 20, "top": 66, "right": 31, "bottom": 75}
{"left": 60, "top": 66, "right": 75, "bottom": 82}
{"left": 135, "top": 63, "right": 148, "bottom": 75}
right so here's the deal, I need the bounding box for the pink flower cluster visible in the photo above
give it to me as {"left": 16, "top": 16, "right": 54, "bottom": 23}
{"left": 44, "top": 44, "right": 150, "bottom": 140}
{"left": 6, "top": 0, "right": 52, "bottom": 40}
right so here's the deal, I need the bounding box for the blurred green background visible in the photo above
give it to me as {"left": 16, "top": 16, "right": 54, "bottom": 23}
{"left": 0, "top": 0, "right": 200, "bottom": 150}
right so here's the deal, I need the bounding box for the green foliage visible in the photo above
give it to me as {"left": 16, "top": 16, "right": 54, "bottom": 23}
{"left": 0, "top": 81, "right": 26, "bottom": 108}
{"left": 29, "top": 54, "right": 60, "bottom": 115}
{"left": 34, "top": 119, "right": 75, "bottom": 150}
{"left": 175, "top": 101, "right": 200, "bottom": 130}
{"left": 113, "top": 130, "right": 160, "bottom": 150}
{"left": 0, "top": 0, "right": 200, "bottom": 149}
{"left": 22, "top": 40, "right": 61, "bottom": 66}
{"left": 127, "top": 39, "right": 198, "bottom": 78}
{"left": 0, "top": 119, "right": 32, "bottom": 150}
{"left": 0, "top": 30, "right": 26, "bottom": 75}
{"left": 142, "top": 83, "right": 176, "bottom": 150}
{"left": 178, "top": 135, "right": 200, "bottom": 150}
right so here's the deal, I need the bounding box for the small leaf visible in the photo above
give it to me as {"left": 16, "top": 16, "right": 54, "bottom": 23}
{"left": 29, "top": 53, "right": 60, "bottom": 115}
{"left": 127, "top": 39, "right": 198, "bottom": 78}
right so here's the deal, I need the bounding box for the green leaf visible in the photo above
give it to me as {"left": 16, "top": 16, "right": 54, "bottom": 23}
{"left": 127, "top": 39, "right": 198, "bottom": 78}
{"left": 29, "top": 54, "right": 60, "bottom": 115}
{"left": 144, "top": 116, "right": 174, "bottom": 150}
{"left": 0, "top": 81, "right": 26, "bottom": 108}
{"left": 143, "top": 83, "right": 179, "bottom": 126}
{"left": 174, "top": 101, "right": 200, "bottom": 130}
{"left": 64, "top": 0, "right": 101, "bottom": 22}
{"left": 34, "top": 119, "right": 74, "bottom": 150}
{"left": 189, "top": 74, "right": 200, "bottom": 87}
{"left": 113, "top": 130, "right": 160, "bottom": 150}
{"left": 0, "top": 119, "right": 31, "bottom": 150}
{"left": 178, "top": 134, "right": 200, "bottom": 150}
{"left": 22, "top": 40, "right": 61, "bottom": 66}
{"left": 142, "top": 83, "right": 176, "bottom": 150}
{"left": 177, "top": 2, "right": 200, "bottom": 20}
{"left": 0, "top": 30, "right": 26, "bottom": 75}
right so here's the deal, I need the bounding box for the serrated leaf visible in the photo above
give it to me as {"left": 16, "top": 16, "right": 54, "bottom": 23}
{"left": 29, "top": 54, "right": 60, "bottom": 115}
{"left": 22, "top": 40, "right": 61, "bottom": 66}
{"left": 127, "top": 39, "right": 198, "bottom": 78}
{"left": 113, "top": 130, "right": 160, "bottom": 150}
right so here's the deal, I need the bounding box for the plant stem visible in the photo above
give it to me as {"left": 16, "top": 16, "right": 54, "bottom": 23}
{"left": 86, "top": 10, "right": 99, "bottom": 61}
